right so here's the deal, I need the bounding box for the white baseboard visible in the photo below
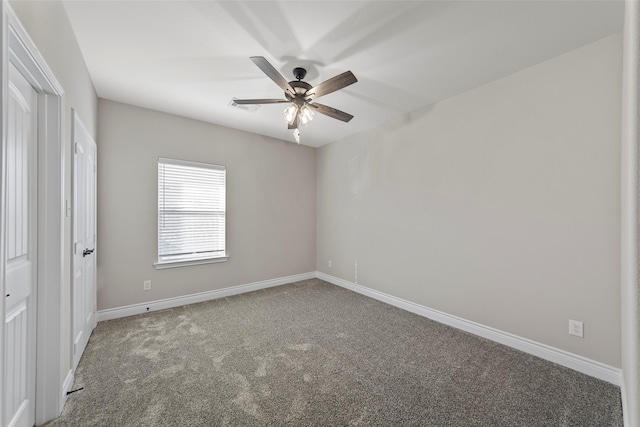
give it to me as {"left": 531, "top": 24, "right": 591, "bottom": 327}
{"left": 316, "top": 271, "right": 623, "bottom": 387}
{"left": 60, "top": 369, "right": 74, "bottom": 410}
{"left": 97, "top": 272, "right": 316, "bottom": 322}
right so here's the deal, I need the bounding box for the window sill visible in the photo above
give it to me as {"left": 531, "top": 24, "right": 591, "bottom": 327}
{"left": 154, "top": 255, "right": 229, "bottom": 270}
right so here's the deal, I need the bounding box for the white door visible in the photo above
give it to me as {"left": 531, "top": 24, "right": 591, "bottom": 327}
{"left": 72, "top": 113, "right": 97, "bottom": 369}
{"left": 5, "top": 63, "right": 38, "bottom": 427}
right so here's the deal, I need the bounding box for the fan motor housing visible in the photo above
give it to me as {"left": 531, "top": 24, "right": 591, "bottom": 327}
{"left": 285, "top": 80, "right": 312, "bottom": 101}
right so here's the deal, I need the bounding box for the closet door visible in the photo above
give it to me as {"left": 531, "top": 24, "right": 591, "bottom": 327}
{"left": 72, "top": 111, "right": 97, "bottom": 370}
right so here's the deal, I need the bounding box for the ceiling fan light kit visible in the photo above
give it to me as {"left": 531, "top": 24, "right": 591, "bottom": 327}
{"left": 234, "top": 56, "right": 357, "bottom": 144}
{"left": 284, "top": 104, "right": 298, "bottom": 123}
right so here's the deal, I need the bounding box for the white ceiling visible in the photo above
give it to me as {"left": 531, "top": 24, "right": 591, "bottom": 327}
{"left": 63, "top": 1, "right": 623, "bottom": 148}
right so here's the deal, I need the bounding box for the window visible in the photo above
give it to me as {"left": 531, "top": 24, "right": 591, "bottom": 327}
{"left": 155, "top": 157, "right": 228, "bottom": 269}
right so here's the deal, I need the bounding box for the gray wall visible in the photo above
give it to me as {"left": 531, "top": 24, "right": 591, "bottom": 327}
{"left": 9, "top": 0, "right": 98, "bottom": 391}
{"left": 316, "top": 35, "right": 622, "bottom": 367}
{"left": 97, "top": 100, "right": 316, "bottom": 310}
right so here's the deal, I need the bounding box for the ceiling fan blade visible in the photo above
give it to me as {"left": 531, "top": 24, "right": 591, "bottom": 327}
{"left": 288, "top": 110, "right": 300, "bottom": 129}
{"left": 250, "top": 56, "right": 296, "bottom": 97}
{"left": 233, "top": 98, "right": 289, "bottom": 104}
{"left": 307, "top": 102, "right": 354, "bottom": 122}
{"left": 304, "top": 71, "right": 357, "bottom": 101}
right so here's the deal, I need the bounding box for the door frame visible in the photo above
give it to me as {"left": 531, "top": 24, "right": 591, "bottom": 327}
{"left": 1, "top": 1, "right": 66, "bottom": 424}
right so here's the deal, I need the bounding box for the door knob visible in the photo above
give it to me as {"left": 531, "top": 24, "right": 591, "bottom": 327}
{"left": 82, "top": 248, "right": 94, "bottom": 257}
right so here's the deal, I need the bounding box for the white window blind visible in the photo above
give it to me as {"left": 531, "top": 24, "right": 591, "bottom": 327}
{"left": 156, "top": 157, "right": 226, "bottom": 267}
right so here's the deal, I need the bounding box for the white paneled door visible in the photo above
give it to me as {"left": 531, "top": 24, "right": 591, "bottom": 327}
{"left": 72, "top": 112, "right": 97, "bottom": 370}
{"left": 5, "top": 63, "right": 38, "bottom": 427}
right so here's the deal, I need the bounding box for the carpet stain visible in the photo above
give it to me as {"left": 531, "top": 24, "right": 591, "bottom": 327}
{"left": 132, "top": 343, "right": 160, "bottom": 360}
{"left": 287, "top": 343, "right": 312, "bottom": 351}
{"left": 177, "top": 315, "right": 207, "bottom": 335}
{"left": 140, "top": 402, "right": 165, "bottom": 426}
{"left": 258, "top": 383, "right": 271, "bottom": 397}
{"left": 209, "top": 349, "right": 233, "bottom": 371}
{"left": 229, "top": 372, "right": 262, "bottom": 419}
{"left": 254, "top": 357, "right": 267, "bottom": 377}
{"left": 284, "top": 394, "right": 306, "bottom": 423}
{"left": 349, "top": 412, "right": 367, "bottom": 426}
{"left": 232, "top": 391, "right": 261, "bottom": 419}
{"left": 158, "top": 364, "right": 184, "bottom": 378}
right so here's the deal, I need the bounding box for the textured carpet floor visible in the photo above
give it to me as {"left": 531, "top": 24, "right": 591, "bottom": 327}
{"left": 44, "top": 279, "right": 622, "bottom": 426}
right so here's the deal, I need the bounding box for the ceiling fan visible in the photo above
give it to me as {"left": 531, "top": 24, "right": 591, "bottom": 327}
{"left": 234, "top": 56, "right": 357, "bottom": 142}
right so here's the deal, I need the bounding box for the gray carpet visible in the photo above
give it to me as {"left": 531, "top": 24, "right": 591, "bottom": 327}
{"left": 44, "top": 279, "right": 623, "bottom": 426}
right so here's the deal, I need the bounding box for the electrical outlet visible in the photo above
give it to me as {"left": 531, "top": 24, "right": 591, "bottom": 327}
{"left": 143, "top": 280, "right": 151, "bottom": 291}
{"left": 569, "top": 320, "right": 583, "bottom": 337}
{"left": 328, "top": 260, "right": 332, "bottom": 268}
